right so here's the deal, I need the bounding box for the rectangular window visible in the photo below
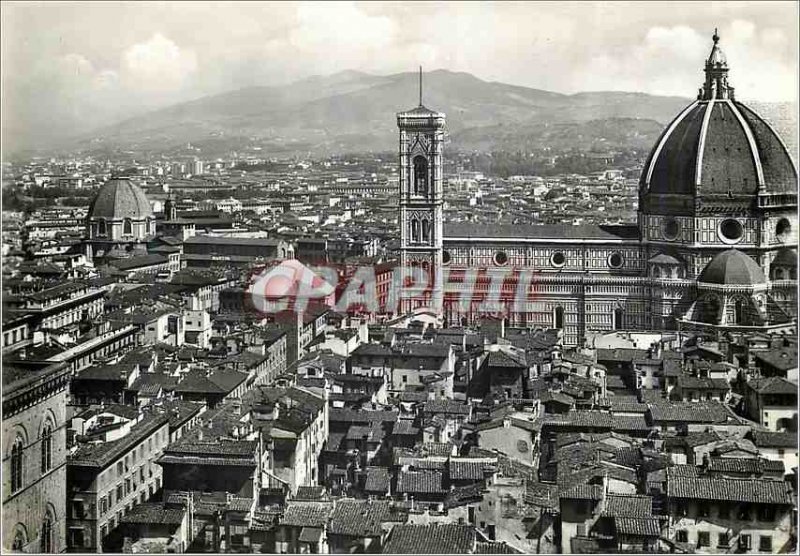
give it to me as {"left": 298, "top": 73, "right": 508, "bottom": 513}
{"left": 718, "top": 533, "right": 729, "bottom": 548}
{"left": 697, "top": 532, "right": 710, "bottom": 548}
{"left": 117, "top": 461, "right": 123, "bottom": 476}
{"left": 675, "top": 530, "right": 688, "bottom": 543}
{"left": 758, "top": 505, "right": 776, "bottom": 522}
{"left": 72, "top": 501, "right": 85, "bottom": 519}
{"left": 697, "top": 503, "right": 710, "bottom": 518}
{"left": 759, "top": 535, "right": 772, "bottom": 552}
{"left": 116, "top": 484, "right": 123, "bottom": 500}
{"left": 139, "top": 467, "right": 145, "bottom": 482}
{"left": 739, "top": 534, "right": 752, "bottom": 550}
{"left": 738, "top": 504, "right": 752, "bottom": 521}
{"left": 100, "top": 525, "right": 108, "bottom": 540}
{"left": 70, "top": 529, "right": 85, "bottom": 548}
{"left": 100, "top": 497, "right": 108, "bottom": 515}
{"left": 125, "top": 479, "right": 131, "bottom": 495}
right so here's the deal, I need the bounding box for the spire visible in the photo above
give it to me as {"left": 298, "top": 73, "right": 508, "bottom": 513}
{"left": 699, "top": 28, "right": 734, "bottom": 101}
{"left": 419, "top": 66, "right": 423, "bottom": 107}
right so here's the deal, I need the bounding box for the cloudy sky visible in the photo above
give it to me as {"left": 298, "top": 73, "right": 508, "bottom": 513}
{"left": 2, "top": 1, "right": 797, "bottom": 149}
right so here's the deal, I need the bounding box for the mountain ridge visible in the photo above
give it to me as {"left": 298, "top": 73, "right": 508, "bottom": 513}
{"left": 65, "top": 69, "right": 795, "bottom": 157}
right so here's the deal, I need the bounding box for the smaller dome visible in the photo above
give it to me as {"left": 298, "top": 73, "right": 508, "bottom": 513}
{"left": 772, "top": 247, "right": 797, "bottom": 268}
{"left": 698, "top": 249, "right": 766, "bottom": 285}
{"left": 89, "top": 178, "right": 153, "bottom": 220}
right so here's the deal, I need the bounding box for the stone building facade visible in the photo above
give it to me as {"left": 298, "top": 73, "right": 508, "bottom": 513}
{"left": 3, "top": 362, "right": 71, "bottom": 553}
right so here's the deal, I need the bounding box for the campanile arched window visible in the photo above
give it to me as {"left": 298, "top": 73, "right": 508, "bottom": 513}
{"left": 421, "top": 219, "right": 430, "bottom": 243}
{"left": 413, "top": 155, "right": 429, "bottom": 196}
{"left": 410, "top": 219, "right": 420, "bottom": 243}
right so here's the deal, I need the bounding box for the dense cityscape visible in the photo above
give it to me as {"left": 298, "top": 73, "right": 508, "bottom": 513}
{"left": 2, "top": 4, "right": 799, "bottom": 556}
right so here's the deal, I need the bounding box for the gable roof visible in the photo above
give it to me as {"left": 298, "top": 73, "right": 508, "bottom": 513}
{"left": 383, "top": 524, "right": 475, "bottom": 554}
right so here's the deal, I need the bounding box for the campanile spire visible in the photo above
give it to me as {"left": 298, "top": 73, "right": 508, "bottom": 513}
{"left": 419, "top": 66, "right": 423, "bottom": 106}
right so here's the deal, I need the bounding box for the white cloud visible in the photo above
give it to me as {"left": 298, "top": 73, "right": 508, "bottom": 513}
{"left": 288, "top": 2, "right": 394, "bottom": 66}
{"left": 122, "top": 33, "right": 197, "bottom": 93}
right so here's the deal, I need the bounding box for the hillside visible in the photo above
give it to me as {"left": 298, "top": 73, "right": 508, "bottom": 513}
{"left": 63, "top": 70, "right": 798, "bottom": 159}
{"left": 72, "top": 70, "right": 694, "bottom": 156}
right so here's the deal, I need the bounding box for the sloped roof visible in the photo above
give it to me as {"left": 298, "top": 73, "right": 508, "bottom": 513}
{"left": 383, "top": 524, "right": 475, "bottom": 554}
{"left": 666, "top": 472, "right": 794, "bottom": 504}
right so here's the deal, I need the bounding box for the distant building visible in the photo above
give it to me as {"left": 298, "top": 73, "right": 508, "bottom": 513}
{"left": 84, "top": 177, "right": 156, "bottom": 263}
{"left": 66, "top": 412, "right": 170, "bottom": 552}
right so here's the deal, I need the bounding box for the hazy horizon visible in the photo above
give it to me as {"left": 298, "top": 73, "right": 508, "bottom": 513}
{"left": 2, "top": 1, "right": 798, "bottom": 152}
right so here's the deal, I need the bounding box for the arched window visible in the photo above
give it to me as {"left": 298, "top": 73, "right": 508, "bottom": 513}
{"left": 41, "top": 510, "right": 54, "bottom": 553}
{"left": 123, "top": 218, "right": 132, "bottom": 235}
{"left": 734, "top": 298, "right": 746, "bottom": 325}
{"left": 553, "top": 307, "right": 564, "bottom": 329}
{"left": 421, "top": 220, "right": 430, "bottom": 243}
{"left": 413, "top": 156, "right": 429, "bottom": 195}
{"left": 41, "top": 420, "right": 53, "bottom": 473}
{"left": 704, "top": 296, "right": 721, "bottom": 324}
{"left": 97, "top": 219, "right": 107, "bottom": 236}
{"left": 11, "top": 435, "right": 24, "bottom": 492}
{"left": 613, "top": 308, "right": 624, "bottom": 330}
{"left": 411, "top": 219, "right": 420, "bottom": 243}
{"left": 12, "top": 524, "right": 27, "bottom": 551}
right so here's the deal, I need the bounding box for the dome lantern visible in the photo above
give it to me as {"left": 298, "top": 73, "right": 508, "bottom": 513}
{"left": 699, "top": 29, "right": 735, "bottom": 101}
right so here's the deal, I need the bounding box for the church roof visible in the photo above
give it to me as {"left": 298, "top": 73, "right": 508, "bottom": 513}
{"left": 444, "top": 223, "right": 638, "bottom": 241}
{"left": 88, "top": 177, "right": 154, "bottom": 220}
{"left": 640, "top": 32, "right": 797, "bottom": 198}
{"left": 772, "top": 247, "right": 797, "bottom": 268}
{"left": 698, "top": 249, "right": 766, "bottom": 285}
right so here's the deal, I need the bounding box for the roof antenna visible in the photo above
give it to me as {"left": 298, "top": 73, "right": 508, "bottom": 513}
{"left": 419, "top": 66, "right": 423, "bottom": 107}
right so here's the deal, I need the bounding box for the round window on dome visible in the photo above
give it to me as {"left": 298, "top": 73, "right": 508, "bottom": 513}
{"left": 719, "top": 219, "right": 744, "bottom": 244}
{"left": 550, "top": 252, "right": 566, "bottom": 267}
{"left": 608, "top": 252, "right": 624, "bottom": 269}
{"left": 662, "top": 217, "right": 680, "bottom": 240}
{"left": 494, "top": 251, "right": 508, "bottom": 266}
{"left": 776, "top": 218, "right": 791, "bottom": 243}
{"left": 442, "top": 250, "right": 451, "bottom": 265}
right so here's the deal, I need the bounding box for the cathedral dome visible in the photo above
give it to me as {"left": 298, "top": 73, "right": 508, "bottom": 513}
{"left": 88, "top": 178, "right": 153, "bottom": 220}
{"left": 640, "top": 32, "right": 797, "bottom": 198}
{"left": 698, "top": 249, "right": 766, "bottom": 285}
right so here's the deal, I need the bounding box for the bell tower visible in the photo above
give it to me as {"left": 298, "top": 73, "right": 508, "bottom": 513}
{"left": 397, "top": 68, "right": 446, "bottom": 313}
